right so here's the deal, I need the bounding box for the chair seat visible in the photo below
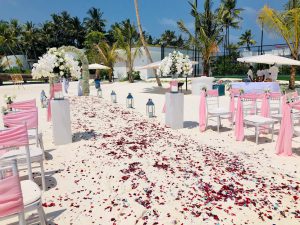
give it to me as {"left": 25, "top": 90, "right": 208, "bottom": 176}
{"left": 21, "top": 180, "right": 41, "bottom": 206}
{"left": 244, "top": 115, "right": 276, "bottom": 125}
{"left": 271, "top": 114, "right": 282, "bottom": 120}
{"left": 0, "top": 146, "right": 43, "bottom": 162}
{"left": 208, "top": 107, "right": 231, "bottom": 115}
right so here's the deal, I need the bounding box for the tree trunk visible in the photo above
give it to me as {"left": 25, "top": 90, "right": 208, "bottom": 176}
{"left": 133, "top": 0, "right": 162, "bottom": 87}
{"left": 203, "top": 59, "right": 209, "bottom": 76}
{"left": 289, "top": 65, "right": 296, "bottom": 90}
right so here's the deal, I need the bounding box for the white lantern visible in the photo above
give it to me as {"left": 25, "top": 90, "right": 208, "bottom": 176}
{"left": 126, "top": 93, "right": 134, "bottom": 108}
{"left": 146, "top": 99, "right": 155, "bottom": 118}
{"left": 111, "top": 90, "right": 117, "bottom": 103}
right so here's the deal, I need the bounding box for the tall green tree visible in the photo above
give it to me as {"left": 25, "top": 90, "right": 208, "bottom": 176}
{"left": 113, "top": 19, "right": 141, "bottom": 83}
{"left": 134, "top": 0, "right": 162, "bottom": 86}
{"left": 259, "top": 5, "right": 300, "bottom": 89}
{"left": 160, "top": 30, "right": 177, "bottom": 46}
{"left": 84, "top": 7, "right": 106, "bottom": 33}
{"left": 285, "top": 0, "right": 300, "bottom": 9}
{"left": 178, "top": 0, "right": 223, "bottom": 75}
{"left": 218, "top": 0, "right": 243, "bottom": 53}
{"left": 238, "top": 30, "right": 256, "bottom": 51}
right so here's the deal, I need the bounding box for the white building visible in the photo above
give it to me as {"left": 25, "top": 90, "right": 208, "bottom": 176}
{"left": 113, "top": 46, "right": 198, "bottom": 80}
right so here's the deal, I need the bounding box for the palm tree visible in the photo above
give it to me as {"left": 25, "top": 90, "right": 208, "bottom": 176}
{"left": 218, "top": 0, "right": 243, "bottom": 53}
{"left": 259, "top": 5, "right": 300, "bottom": 89}
{"left": 113, "top": 19, "right": 141, "bottom": 83}
{"left": 160, "top": 30, "right": 177, "bottom": 46}
{"left": 84, "top": 7, "right": 106, "bottom": 33}
{"left": 285, "top": 0, "right": 300, "bottom": 9}
{"left": 238, "top": 30, "right": 256, "bottom": 51}
{"left": 178, "top": 0, "right": 222, "bottom": 75}
{"left": 70, "top": 16, "right": 85, "bottom": 48}
{"left": 94, "top": 42, "right": 119, "bottom": 82}
{"left": 133, "top": 0, "right": 162, "bottom": 86}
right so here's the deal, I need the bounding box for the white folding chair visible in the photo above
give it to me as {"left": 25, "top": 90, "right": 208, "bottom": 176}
{"left": 242, "top": 94, "right": 276, "bottom": 144}
{"left": 0, "top": 159, "right": 46, "bottom": 225}
{"left": 0, "top": 125, "right": 46, "bottom": 191}
{"left": 206, "top": 90, "right": 232, "bottom": 132}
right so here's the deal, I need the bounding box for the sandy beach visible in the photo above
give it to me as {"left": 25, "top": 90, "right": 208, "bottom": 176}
{"left": 1, "top": 81, "right": 300, "bottom": 225}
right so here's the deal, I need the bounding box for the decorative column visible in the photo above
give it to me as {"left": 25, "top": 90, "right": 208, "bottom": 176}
{"left": 165, "top": 93, "right": 184, "bottom": 129}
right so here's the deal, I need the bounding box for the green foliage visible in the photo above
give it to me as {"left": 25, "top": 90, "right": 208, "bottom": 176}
{"left": 238, "top": 30, "right": 256, "bottom": 50}
{"left": 3, "top": 67, "right": 22, "bottom": 73}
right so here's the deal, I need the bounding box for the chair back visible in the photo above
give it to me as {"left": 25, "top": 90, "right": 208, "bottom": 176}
{"left": 240, "top": 93, "right": 262, "bottom": 115}
{"left": 9, "top": 99, "right": 36, "bottom": 111}
{"left": 0, "top": 160, "right": 24, "bottom": 218}
{"left": 3, "top": 108, "right": 38, "bottom": 130}
{"left": 269, "top": 92, "right": 282, "bottom": 114}
{"left": 0, "top": 125, "right": 29, "bottom": 150}
{"left": 206, "top": 89, "right": 219, "bottom": 108}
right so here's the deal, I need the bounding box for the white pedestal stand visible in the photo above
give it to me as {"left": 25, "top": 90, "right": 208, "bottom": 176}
{"left": 165, "top": 93, "right": 184, "bottom": 129}
{"left": 51, "top": 99, "right": 72, "bottom": 145}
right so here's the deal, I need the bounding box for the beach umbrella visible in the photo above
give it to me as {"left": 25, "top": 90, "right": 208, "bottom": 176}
{"left": 237, "top": 54, "right": 300, "bottom": 66}
{"left": 88, "top": 64, "right": 110, "bottom": 70}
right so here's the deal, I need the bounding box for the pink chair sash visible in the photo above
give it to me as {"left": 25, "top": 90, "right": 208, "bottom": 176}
{"left": 206, "top": 89, "right": 218, "bottom": 97}
{"left": 235, "top": 96, "right": 244, "bottom": 141}
{"left": 3, "top": 108, "right": 38, "bottom": 130}
{"left": 0, "top": 125, "right": 29, "bottom": 149}
{"left": 9, "top": 99, "right": 36, "bottom": 111}
{"left": 47, "top": 83, "right": 62, "bottom": 121}
{"left": 229, "top": 88, "right": 240, "bottom": 122}
{"left": 276, "top": 99, "right": 300, "bottom": 156}
{"left": 275, "top": 103, "right": 293, "bottom": 156}
{"left": 199, "top": 91, "right": 207, "bottom": 132}
{"left": 0, "top": 175, "right": 24, "bottom": 217}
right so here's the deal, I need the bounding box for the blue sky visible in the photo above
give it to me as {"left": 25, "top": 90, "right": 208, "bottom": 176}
{"left": 0, "top": 0, "right": 288, "bottom": 45}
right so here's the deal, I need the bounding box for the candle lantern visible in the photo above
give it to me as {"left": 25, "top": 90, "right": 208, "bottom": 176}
{"left": 111, "top": 90, "right": 117, "bottom": 103}
{"left": 146, "top": 99, "right": 155, "bottom": 118}
{"left": 126, "top": 93, "right": 134, "bottom": 108}
{"left": 97, "top": 87, "right": 102, "bottom": 98}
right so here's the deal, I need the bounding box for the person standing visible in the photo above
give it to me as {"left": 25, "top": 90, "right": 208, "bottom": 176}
{"left": 269, "top": 64, "right": 279, "bottom": 81}
{"left": 247, "top": 66, "right": 254, "bottom": 82}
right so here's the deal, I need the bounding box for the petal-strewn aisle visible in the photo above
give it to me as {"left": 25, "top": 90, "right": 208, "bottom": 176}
{"left": 43, "top": 96, "right": 300, "bottom": 225}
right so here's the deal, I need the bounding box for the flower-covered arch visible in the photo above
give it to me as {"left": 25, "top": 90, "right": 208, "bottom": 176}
{"left": 58, "top": 46, "right": 90, "bottom": 96}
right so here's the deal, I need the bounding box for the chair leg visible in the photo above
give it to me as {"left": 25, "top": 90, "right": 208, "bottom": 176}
{"left": 217, "top": 116, "right": 220, "bottom": 132}
{"left": 38, "top": 133, "right": 46, "bottom": 160}
{"left": 18, "top": 212, "right": 26, "bottom": 225}
{"left": 40, "top": 161, "right": 46, "bottom": 191}
{"left": 255, "top": 126, "right": 259, "bottom": 144}
{"left": 37, "top": 205, "right": 47, "bottom": 225}
{"left": 271, "top": 123, "right": 275, "bottom": 142}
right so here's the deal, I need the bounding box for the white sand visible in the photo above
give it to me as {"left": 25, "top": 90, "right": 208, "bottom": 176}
{"left": 1, "top": 81, "right": 300, "bottom": 225}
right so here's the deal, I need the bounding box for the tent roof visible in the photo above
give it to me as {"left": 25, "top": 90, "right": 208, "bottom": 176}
{"left": 237, "top": 54, "right": 300, "bottom": 66}
{"left": 88, "top": 64, "right": 110, "bottom": 70}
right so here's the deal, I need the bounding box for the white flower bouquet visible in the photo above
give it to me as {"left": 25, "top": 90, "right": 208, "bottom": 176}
{"left": 32, "top": 48, "right": 81, "bottom": 80}
{"left": 157, "top": 51, "right": 193, "bottom": 77}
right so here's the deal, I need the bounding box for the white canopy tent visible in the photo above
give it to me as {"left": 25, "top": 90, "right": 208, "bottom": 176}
{"left": 88, "top": 63, "right": 110, "bottom": 70}
{"left": 237, "top": 54, "right": 300, "bottom": 66}
{"left": 136, "top": 60, "right": 199, "bottom": 70}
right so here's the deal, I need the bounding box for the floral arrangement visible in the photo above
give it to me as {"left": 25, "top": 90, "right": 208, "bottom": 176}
{"left": 157, "top": 51, "right": 193, "bottom": 77}
{"left": 4, "top": 94, "right": 15, "bottom": 104}
{"left": 32, "top": 48, "right": 81, "bottom": 79}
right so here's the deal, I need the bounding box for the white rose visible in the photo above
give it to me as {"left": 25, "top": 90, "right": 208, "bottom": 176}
{"left": 60, "top": 71, "right": 64, "bottom": 76}
{"left": 59, "top": 65, "right": 65, "bottom": 70}
{"left": 59, "top": 58, "right": 64, "bottom": 62}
